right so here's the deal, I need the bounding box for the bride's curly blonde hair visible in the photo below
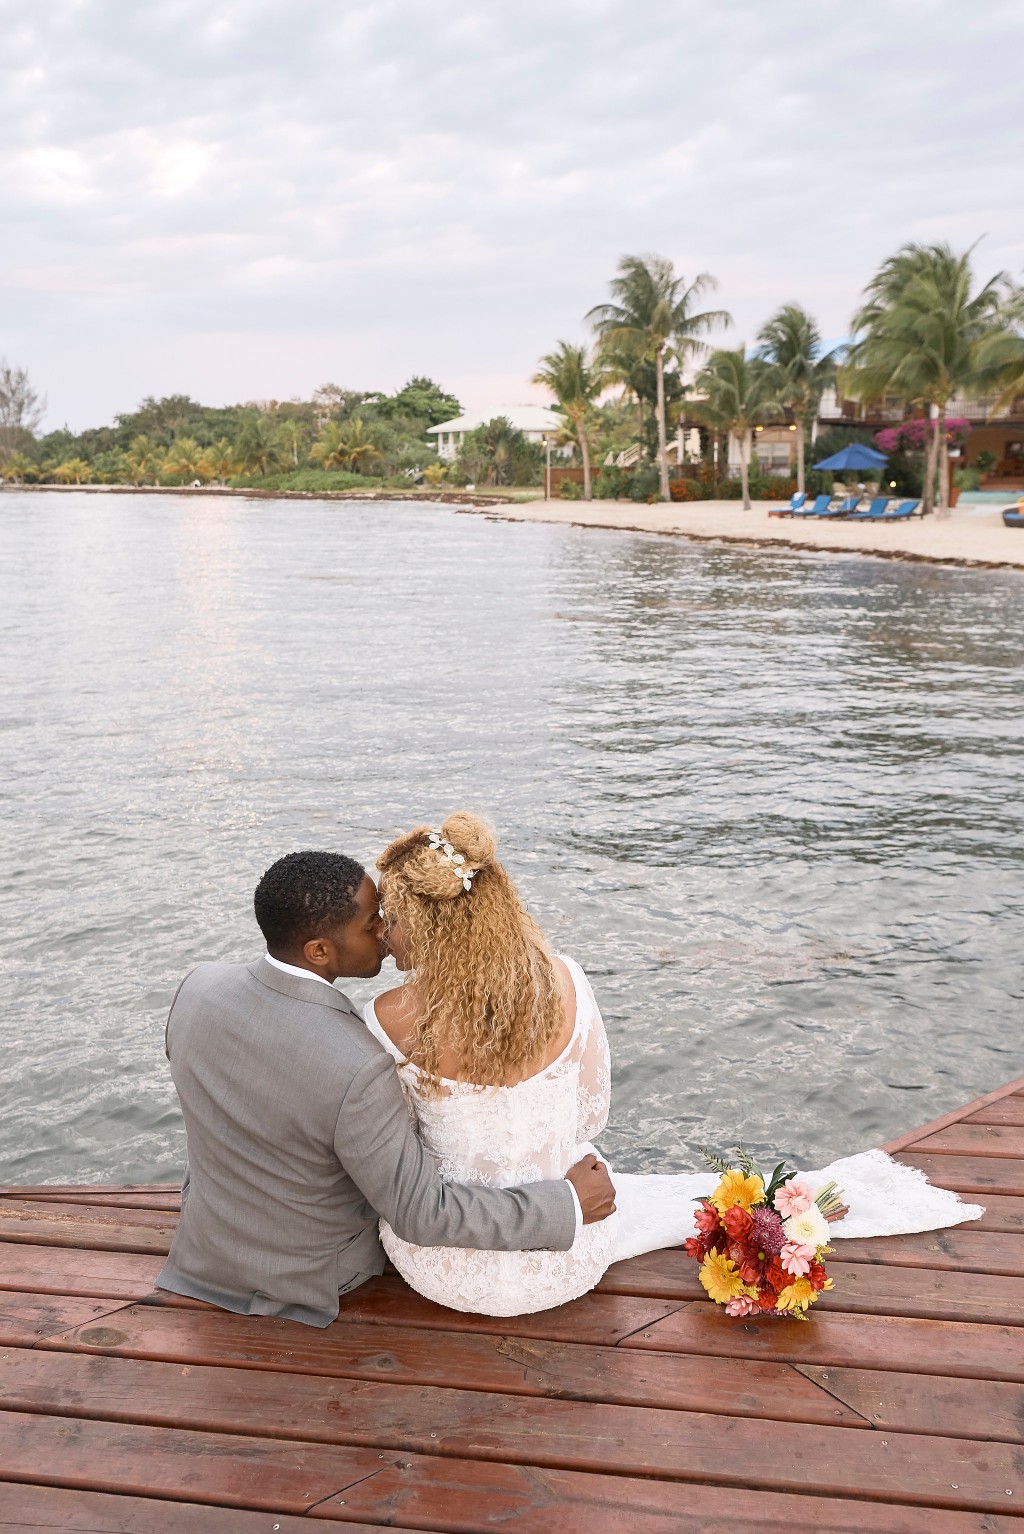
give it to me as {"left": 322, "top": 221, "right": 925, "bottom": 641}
{"left": 377, "top": 811, "right": 564, "bottom": 1093}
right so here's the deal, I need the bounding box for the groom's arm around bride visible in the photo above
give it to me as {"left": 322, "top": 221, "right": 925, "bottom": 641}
{"left": 156, "top": 850, "right": 615, "bottom": 1328}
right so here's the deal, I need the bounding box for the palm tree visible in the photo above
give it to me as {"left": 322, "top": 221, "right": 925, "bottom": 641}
{"left": 163, "top": 436, "right": 205, "bottom": 480}
{"left": 236, "top": 414, "right": 286, "bottom": 477}
{"left": 0, "top": 450, "right": 33, "bottom": 483}
{"left": 340, "top": 417, "right": 381, "bottom": 475}
{"left": 123, "top": 435, "right": 161, "bottom": 485}
{"left": 588, "top": 254, "right": 730, "bottom": 501}
{"left": 310, "top": 417, "right": 381, "bottom": 474}
{"left": 532, "top": 342, "right": 605, "bottom": 499}
{"left": 199, "top": 438, "right": 241, "bottom": 486}
{"left": 692, "top": 349, "right": 781, "bottom": 510}
{"left": 844, "top": 242, "right": 1009, "bottom": 514}
{"left": 975, "top": 285, "right": 1024, "bottom": 416}
{"left": 757, "top": 305, "right": 843, "bottom": 494}
{"left": 52, "top": 458, "right": 92, "bottom": 485}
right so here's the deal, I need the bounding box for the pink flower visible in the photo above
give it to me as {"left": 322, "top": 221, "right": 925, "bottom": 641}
{"left": 774, "top": 1177, "right": 815, "bottom": 1219}
{"left": 725, "top": 1295, "right": 758, "bottom": 1317}
{"left": 780, "top": 1240, "right": 817, "bottom": 1277}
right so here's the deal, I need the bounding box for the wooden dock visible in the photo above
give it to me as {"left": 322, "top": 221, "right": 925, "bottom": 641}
{"left": 1, "top": 1074, "right": 1022, "bottom": 1532}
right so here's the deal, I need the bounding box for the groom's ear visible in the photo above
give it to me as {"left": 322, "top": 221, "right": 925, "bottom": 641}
{"left": 302, "top": 936, "right": 333, "bottom": 968}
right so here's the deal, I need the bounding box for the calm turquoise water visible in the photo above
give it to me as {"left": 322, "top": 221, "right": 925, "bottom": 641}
{"left": 1, "top": 491, "right": 1022, "bottom": 1184}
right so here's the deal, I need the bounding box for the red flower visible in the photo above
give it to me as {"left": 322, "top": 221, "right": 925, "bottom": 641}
{"left": 723, "top": 1205, "right": 754, "bottom": 1241}
{"left": 694, "top": 1201, "right": 720, "bottom": 1236}
{"left": 765, "top": 1258, "right": 788, "bottom": 1292}
{"left": 808, "top": 1261, "right": 830, "bottom": 1292}
{"left": 685, "top": 1235, "right": 709, "bottom": 1261}
{"left": 755, "top": 1287, "right": 779, "bottom": 1311}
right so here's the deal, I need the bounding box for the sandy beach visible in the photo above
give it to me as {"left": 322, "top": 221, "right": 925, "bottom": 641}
{"left": 474, "top": 497, "right": 1024, "bottom": 572}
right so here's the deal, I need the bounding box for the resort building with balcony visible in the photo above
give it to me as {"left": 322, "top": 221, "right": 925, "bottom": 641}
{"left": 428, "top": 404, "right": 564, "bottom": 462}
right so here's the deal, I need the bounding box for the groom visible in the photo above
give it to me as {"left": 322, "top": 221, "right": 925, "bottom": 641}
{"left": 157, "top": 849, "right": 615, "bottom": 1327}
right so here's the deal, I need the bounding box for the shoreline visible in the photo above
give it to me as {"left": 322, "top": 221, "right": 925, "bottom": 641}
{"left": 465, "top": 495, "right": 1024, "bottom": 574}
{"left": 5, "top": 482, "right": 1023, "bottom": 572}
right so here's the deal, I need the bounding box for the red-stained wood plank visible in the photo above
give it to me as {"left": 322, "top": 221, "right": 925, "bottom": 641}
{"left": 332, "top": 1272, "right": 684, "bottom": 1346}
{"left": 883, "top": 1073, "right": 1024, "bottom": 1154}
{"left": 37, "top": 1305, "right": 865, "bottom": 1426}
{"left": 0, "top": 1410, "right": 396, "bottom": 1515}
{"left": 895, "top": 1153, "right": 1024, "bottom": 1197}
{"left": 1, "top": 1349, "right": 1019, "bottom": 1514}
{"left": 834, "top": 1229, "right": 1024, "bottom": 1277}
{"left": 0, "top": 1243, "right": 163, "bottom": 1301}
{"left": 0, "top": 1346, "right": 865, "bottom": 1469}
{"left": 311, "top": 1459, "right": 1024, "bottom": 1533}
{"left": 0, "top": 1186, "right": 178, "bottom": 1198}
{"left": 622, "top": 1301, "right": 1024, "bottom": 1382}
{"left": 598, "top": 1248, "right": 1024, "bottom": 1325}
{"left": 912, "top": 1124, "right": 1024, "bottom": 1159}
{"left": 937, "top": 1193, "right": 1024, "bottom": 1233}
{"left": 0, "top": 1482, "right": 387, "bottom": 1533}
{"left": 795, "top": 1363, "right": 1024, "bottom": 1445}
{"left": 5, "top": 1193, "right": 183, "bottom": 1211}
{"left": 967, "top": 1098, "right": 1024, "bottom": 1127}
{"left": 0, "top": 1203, "right": 175, "bottom": 1255}
{"left": 0, "top": 1293, "right": 133, "bottom": 1347}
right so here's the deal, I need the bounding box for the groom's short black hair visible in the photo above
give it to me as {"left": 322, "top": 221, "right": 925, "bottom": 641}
{"left": 254, "top": 850, "right": 366, "bottom": 950}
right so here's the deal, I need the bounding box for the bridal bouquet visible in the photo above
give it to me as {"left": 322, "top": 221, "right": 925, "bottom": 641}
{"left": 686, "top": 1150, "right": 846, "bottom": 1320}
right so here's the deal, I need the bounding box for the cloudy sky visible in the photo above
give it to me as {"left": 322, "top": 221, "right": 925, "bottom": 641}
{"left": 3, "top": 0, "right": 1023, "bottom": 431}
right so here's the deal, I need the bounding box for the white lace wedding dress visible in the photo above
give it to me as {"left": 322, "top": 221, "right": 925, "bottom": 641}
{"left": 363, "top": 954, "right": 983, "bottom": 1316}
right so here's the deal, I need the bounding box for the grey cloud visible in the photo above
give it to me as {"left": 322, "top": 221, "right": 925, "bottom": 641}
{"left": 1, "top": 0, "right": 1022, "bottom": 427}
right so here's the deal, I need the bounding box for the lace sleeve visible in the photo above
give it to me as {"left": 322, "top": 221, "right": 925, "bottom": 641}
{"left": 570, "top": 961, "right": 611, "bottom": 1141}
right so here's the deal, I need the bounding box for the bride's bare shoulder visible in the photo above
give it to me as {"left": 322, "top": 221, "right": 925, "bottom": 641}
{"left": 372, "top": 984, "right": 420, "bottom": 1053}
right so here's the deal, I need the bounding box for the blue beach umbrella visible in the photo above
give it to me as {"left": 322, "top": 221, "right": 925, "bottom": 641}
{"left": 811, "top": 443, "right": 888, "bottom": 472}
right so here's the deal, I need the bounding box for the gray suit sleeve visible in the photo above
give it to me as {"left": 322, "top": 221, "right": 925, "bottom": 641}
{"left": 333, "top": 1050, "right": 576, "bottom": 1252}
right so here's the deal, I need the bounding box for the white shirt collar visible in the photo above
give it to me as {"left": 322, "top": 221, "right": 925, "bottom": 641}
{"left": 264, "top": 952, "right": 336, "bottom": 989}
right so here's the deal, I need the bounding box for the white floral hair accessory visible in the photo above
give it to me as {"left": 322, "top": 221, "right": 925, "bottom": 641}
{"left": 427, "top": 831, "right": 476, "bottom": 891}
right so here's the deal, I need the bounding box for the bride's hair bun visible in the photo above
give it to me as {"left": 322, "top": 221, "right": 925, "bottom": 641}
{"left": 440, "top": 811, "right": 496, "bottom": 870}
{"left": 382, "top": 811, "right": 497, "bottom": 903}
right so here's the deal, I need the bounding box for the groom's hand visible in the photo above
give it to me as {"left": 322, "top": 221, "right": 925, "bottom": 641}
{"left": 566, "top": 1155, "right": 616, "bottom": 1224}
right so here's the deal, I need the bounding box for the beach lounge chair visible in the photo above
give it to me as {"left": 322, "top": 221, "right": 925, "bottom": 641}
{"left": 789, "top": 494, "right": 834, "bottom": 517}
{"left": 845, "top": 497, "right": 892, "bottom": 521}
{"left": 879, "top": 499, "right": 921, "bottom": 520}
{"left": 767, "top": 492, "right": 807, "bottom": 518}
{"left": 1003, "top": 509, "right": 1024, "bottom": 528}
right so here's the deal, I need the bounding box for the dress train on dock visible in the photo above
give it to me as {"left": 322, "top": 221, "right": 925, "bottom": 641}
{"left": 363, "top": 957, "right": 982, "bottom": 1316}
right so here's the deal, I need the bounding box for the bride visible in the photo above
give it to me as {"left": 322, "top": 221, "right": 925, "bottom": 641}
{"left": 364, "top": 812, "right": 982, "bottom": 1317}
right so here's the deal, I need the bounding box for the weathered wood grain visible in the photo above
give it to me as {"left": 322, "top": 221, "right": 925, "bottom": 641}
{"left": 0, "top": 1203, "right": 175, "bottom": 1255}
{"left": 0, "top": 1482, "right": 382, "bottom": 1533}
{"left": 0, "top": 1292, "right": 132, "bottom": 1347}
{"left": 894, "top": 1153, "right": 1024, "bottom": 1197}
{"left": 912, "top": 1124, "right": 1024, "bottom": 1159}
{"left": 331, "top": 1272, "right": 684, "bottom": 1345}
{"left": 0, "top": 1410, "right": 398, "bottom": 1514}
{"left": 796, "top": 1363, "right": 1024, "bottom": 1444}
{"left": 0, "top": 1243, "right": 163, "bottom": 1300}
{"left": 966, "top": 1098, "right": 1024, "bottom": 1128}
{"left": 622, "top": 1301, "right": 1024, "bottom": 1381}
{"left": 312, "top": 1457, "right": 1024, "bottom": 1532}
{"left": 37, "top": 1306, "right": 865, "bottom": 1425}
{"left": 0, "top": 1350, "right": 1020, "bottom": 1513}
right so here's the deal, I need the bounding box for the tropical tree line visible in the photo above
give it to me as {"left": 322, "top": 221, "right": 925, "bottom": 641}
{"left": 534, "top": 242, "right": 1024, "bottom": 510}
{"left": 0, "top": 377, "right": 466, "bottom": 491}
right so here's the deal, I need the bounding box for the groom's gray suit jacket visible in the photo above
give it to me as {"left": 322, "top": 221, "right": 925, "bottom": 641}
{"left": 157, "top": 957, "right": 575, "bottom": 1326}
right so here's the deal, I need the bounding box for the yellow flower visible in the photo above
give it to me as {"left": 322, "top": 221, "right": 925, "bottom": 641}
{"left": 710, "top": 1169, "right": 764, "bottom": 1216}
{"left": 698, "top": 1248, "right": 749, "bottom": 1305}
{"left": 775, "top": 1277, "right": 817, "bottom": 1313}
